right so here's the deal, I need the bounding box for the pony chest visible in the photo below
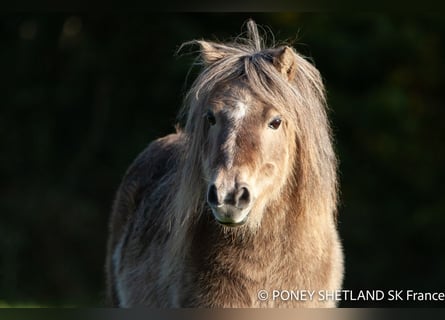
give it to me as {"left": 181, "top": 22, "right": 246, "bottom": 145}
{"left": 197, "top": 240, "right": 287, "bottom": 283}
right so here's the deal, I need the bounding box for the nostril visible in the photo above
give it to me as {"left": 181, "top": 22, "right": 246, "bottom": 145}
{"left": 207, "top": 184, "right": 220, "bottom": 207}
{"left": 235, "top": 186, "right": 250, "bottom": 209}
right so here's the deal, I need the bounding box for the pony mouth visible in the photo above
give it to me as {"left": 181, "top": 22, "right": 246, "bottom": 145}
{"left": 216, "top": 217, "right": 248, "bottom": 227}
{"left": 211, "top": 209, "right": 250, "bottom": 228}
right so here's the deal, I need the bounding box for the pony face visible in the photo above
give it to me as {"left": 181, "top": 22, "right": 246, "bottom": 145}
{"left": 181, "top": 38, "right": 330, "bottom": 230}
{"left": 202, "top": 80, "right": 294, "bottom": 229}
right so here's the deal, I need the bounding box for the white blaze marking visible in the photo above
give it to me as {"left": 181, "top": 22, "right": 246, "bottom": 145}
{"left": 225, "top": 101, "right": 249, "bottom": 169}
{"left": 231, "top": 101, "right": 248, "bottom": 121}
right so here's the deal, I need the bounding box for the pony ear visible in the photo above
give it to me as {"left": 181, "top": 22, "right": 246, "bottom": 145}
{"left": 197, "top": 41, "right": 229, "bottom": 65}
{"left": 270, "top": 46, "right": 298, "bottom": 81}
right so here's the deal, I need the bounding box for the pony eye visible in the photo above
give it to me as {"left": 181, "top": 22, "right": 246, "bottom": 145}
{"left": 206, "top": 111, "right": 216, "bottom": 126}
{"left": 268, "top": 117, "right": 282, "bottom": 130}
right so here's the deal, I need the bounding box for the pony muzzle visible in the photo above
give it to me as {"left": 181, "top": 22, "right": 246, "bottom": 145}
{"left": 207, "top": 183, "right": 252, "bottom": 227}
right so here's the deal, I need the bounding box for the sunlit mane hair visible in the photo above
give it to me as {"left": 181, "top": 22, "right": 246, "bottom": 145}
{"left": 166, "top": 19, "right": 337, "bottom": 252}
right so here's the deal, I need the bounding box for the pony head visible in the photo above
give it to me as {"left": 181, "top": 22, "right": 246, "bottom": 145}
{"left": 179, "top": 20, "right": 336, "bottom": 230}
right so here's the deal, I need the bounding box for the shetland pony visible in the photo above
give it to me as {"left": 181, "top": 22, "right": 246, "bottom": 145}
{"left": 106, "top": 20, "right": 343, "bottom": 307}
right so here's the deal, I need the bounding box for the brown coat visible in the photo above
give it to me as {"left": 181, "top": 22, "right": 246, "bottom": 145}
{"left": 106, "top": 20, "right": 344, "bottom": 308}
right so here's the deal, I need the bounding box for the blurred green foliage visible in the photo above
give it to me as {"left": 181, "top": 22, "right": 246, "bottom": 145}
{"left": 0, "top": 13, "right": 444, "bottom": 307}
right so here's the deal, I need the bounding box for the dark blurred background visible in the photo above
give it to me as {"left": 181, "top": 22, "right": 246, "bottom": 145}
{"left": 0, "top": 13, "right": 444, "bottom": 307}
